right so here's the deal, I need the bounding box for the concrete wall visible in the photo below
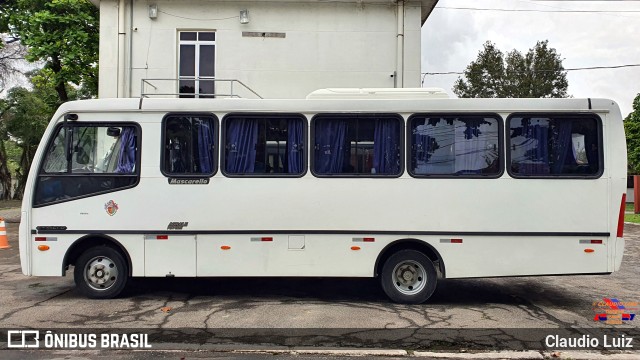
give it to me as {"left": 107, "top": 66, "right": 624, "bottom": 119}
{"left": 97, "top": 0, "right": 429, "bottom": 99}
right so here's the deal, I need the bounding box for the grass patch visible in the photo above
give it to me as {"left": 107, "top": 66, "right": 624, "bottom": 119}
{"left": 626, "top": 203, "right": 634, "bottom": 212}
{"left": 625, "top": 213, "right": 640, "bottom": 224}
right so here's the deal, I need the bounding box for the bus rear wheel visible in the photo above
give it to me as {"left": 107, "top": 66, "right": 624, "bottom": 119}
{"left": 381, "top": 249, "right": 437, "bottom": 304}
{"left": 74, "top": 246, "right": 128, "bottom": 299}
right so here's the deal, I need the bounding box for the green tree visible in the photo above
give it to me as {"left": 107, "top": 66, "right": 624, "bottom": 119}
{"left": 0, "top": 85, "right": 52, "bottom": 199}
{"left": 0, "top": 0, "right": 99, "bottom": 104}
{"left": 625, "top": 93, "right": 640, "bottom": 174}
{"left": 454, "top": 40, "right": 568, "bottom": 99}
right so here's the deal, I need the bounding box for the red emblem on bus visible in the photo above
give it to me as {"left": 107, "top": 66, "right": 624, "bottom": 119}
{"left": 104, "top": 200, "right": 119, "bottom": 216}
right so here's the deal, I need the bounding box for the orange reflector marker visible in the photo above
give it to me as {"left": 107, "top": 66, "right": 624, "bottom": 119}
{"left": 221, "top": 245, "right": 231, "bottom": 250}
{"left": 37, "top": 245, "right": 50, "bottom": 251}
{"left": 157, "top": 235, "right": 168, "bottom": 240}
{"left": 351, "top": 246, "right": 361, "bottom": 251}
{"left": 584, "top": 248, "right": 595, "bottom": 253}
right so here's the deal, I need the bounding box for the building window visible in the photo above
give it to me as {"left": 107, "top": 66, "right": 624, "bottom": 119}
{"left": 162, "top": 114, "right": 217, "bottom": 176}
{"left": 178, "top": 31, "right": 215, "bottom": 98}
{"left": 408, "top": 114, "right": 501, "bottom": 177}
{"left": 312, "top": 114, "right": 403, "bottom": 176}
{"left": 508, "top": 114, "right": 602, "bottom": 177}
{"left": 223, "top": 114, "right": 306, "bottom": 176}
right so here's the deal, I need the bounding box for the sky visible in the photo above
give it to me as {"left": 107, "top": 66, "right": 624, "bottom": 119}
{"left": 421, "top": 0, "right": 640, "bottom": 118}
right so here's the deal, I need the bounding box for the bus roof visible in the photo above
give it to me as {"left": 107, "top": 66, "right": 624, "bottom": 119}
{"left": 52, "top": 95, "right": 621, "bottom": 119}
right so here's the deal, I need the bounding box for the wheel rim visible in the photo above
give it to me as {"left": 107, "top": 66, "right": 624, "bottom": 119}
{"left": 83, "top": 256, "right": 119, "bottom": 291}
{"left": 392, "top": 260, "right": 427, "bottom": 295}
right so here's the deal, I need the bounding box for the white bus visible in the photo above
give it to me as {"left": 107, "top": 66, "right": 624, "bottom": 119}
{"left": 19, "top": 89, "right": 628, "bottom": 304}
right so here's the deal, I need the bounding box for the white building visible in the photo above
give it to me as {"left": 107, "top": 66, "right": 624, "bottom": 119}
{"left": 89, "top": 0, "right": 438, "bottom": 99}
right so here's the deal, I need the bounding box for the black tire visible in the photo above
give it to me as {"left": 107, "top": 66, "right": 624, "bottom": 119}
{"left": 74, "top": 246, "right": 128, "bottom": 299}
{"left": 380, "top": 249, "right": 437, "bottom": 304}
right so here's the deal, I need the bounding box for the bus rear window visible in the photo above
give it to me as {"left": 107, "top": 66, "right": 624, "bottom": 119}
{"left": 508, "top": 115, "right": 601, "bottom": 177}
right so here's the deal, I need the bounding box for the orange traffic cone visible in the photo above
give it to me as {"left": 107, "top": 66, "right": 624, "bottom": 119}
{"left": 0, "top": 217, "right": 10, "bottom": 249}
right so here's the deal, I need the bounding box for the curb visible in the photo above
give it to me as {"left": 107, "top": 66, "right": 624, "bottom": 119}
{"left": 414, "top": 351, "right": 543, "bottom": 359}
{"left": 236, "top": 349, "right": 408, "bottom": 357}
{"left": 228, "top": 349, "right": 640, "bottom": 359}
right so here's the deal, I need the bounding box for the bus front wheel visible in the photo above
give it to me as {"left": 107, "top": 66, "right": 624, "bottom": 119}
{"left": 74, "top": 246, "right": 128, "bottom": 299}
{"left": 381, "top": 249, "right": 437, "bottom": 304}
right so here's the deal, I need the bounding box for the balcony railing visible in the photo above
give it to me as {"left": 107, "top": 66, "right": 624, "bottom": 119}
{"left": 140, "top": 78, "right": 263, "bottom": 100}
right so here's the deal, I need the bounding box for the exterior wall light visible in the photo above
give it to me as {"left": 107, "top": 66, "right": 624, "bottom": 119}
{"left": 240, "top": 9, "right": 249, "bottom": 24}
{"left": 148, "top": 4, "right": 158, "bottom": 19}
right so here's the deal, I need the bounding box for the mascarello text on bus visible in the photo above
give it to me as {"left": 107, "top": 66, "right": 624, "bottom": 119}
{"left": 19, "top": 88, "right": 627, "bottom": 304}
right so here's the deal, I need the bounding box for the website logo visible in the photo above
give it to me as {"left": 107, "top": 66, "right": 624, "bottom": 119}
{"left": 7, "top": 330, "right": 40, "bottom": 348}
{"left": 593, "top": 298, "right": 638, "bottom": 325}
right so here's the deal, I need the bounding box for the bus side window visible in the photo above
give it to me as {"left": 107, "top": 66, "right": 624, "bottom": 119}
{"left": 508, "top": 115, "right": 601, "bottom": 177}
{"left": 408, "top": 114, "right": 501, "bottom": 177}
{"left": 223, "top": 114, "right": 306, "bottom": 176}
{"left": 162, "top": 114, "right": 217, "bottom": 176}
{"left": 312, "top": 114, "right": 402, "bottom": 177}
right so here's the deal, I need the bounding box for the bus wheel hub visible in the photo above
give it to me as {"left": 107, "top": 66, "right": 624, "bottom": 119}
{"left": 85, "top": 256, "right": 118, "bottom": 289}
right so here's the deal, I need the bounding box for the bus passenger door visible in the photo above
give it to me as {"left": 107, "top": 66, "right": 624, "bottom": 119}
{"left": 144, "top": 234, "right": 196, "bottom": 277}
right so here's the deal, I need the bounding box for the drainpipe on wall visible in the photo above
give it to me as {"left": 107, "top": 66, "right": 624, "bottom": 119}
{"left": 128, "top": 0, "right": 134, "bottom": 97}
{"left": 117, "top": 0, "right": 126, "bottom": 98}
{"left": 395, "top": 0, "right": 405, "bottom": 88}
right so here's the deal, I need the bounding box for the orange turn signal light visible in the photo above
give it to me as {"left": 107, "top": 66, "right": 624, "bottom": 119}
{"left": 37, "top": 245, "right": 50, "bottom": 251}
{"left": 584, "top": 248, "right": 595, "bottom": 253}
{"left": 351, "top": 246, "right": 361, "bottom": 251}
{"left": 221, "top": 245, "right": 231, "bottom": 250}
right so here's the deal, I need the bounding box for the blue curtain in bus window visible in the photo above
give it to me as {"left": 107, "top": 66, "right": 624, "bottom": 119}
{"left": 519, "top": 122, "right": 549, "bottom": 175}
{"left": 287, "top": 119, "right": 304, "bottom": 174}
{"left": 226, "top": 118, "right": 259, "bottom": 173}
{"left": 551, "top": 120, "right": 574, "bottom": 174}
{"left": 196, "top": 120, "right": 214, "bottom": 173}
{"left": 314, "top": 119, "right": 347, "bottom": 174}
{"left": 373, "top": 118, "right": 399, "bottom": 174}
{"left": 116, "top": 127, "right": 136, "bottom": 173}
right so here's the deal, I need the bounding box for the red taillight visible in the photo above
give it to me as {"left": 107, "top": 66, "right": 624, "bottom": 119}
{"left": 617, "top": 193, "right": 626, "bottom": 238}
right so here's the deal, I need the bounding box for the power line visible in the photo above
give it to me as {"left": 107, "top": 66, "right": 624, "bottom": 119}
{"left": 422, "top": 64, "right": 640, "bottom": 76}
{"left": 437, "top": 6, "right": 640, "bottom": 13}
